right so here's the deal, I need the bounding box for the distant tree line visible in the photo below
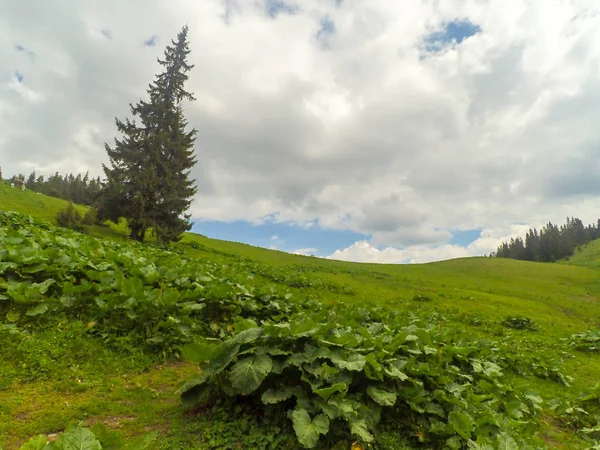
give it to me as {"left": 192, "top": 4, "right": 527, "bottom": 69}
{"left": 3, "top": 170, "right": 102, "bottom": 206}
{"left": 495, "top": 217, "right": 600, "bottom": 262}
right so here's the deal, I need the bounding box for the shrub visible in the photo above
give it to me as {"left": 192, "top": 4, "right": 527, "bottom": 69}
{"left": 501, "top": 315, "right": 538, "bottom": 331}
{"left": 181, "top": 311, "right": 544, "bottom": 449}
{"left": 412, "top": 294, "right": 432, "bottom": 302}
{"left": 568, "top": 330, "right": 600, "bottom": 352}
{"left": 19, "top": 422, "right": 156, "bottom": 449}
{"left": 83, "top": 206, "right": 100, "bottom": 226}
{"left": 56, "top": 202, "right": 84, "bottom": 231}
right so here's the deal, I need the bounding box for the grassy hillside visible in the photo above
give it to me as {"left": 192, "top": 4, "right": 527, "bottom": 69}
{"left": 561, "top": 239, "right": 600, "bottom": 270}
{"left": 1, "top": 186, "right": 600, "bottom": 449}
{"left": 0, "top": 182, "right": 87, "bottom": 223}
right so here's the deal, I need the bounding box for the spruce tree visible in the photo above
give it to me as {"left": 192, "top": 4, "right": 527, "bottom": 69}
{"left": 101, "top": 26, "right": 197, "bottom": 243}
{"left": 25, "top": 171, "right": 35, "bottom": 189}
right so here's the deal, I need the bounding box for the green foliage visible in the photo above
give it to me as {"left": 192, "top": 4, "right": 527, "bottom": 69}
{"left": 5, "top": 191, "right": 600, "bottom": 448}
{"left": 192, "top": 401, "right": 298, "bottom": 449}
{"left": 56, "top": 203, "right": 84, "bottom": 232}
{"left": 568, "top": 329, "right": 600, "bottom": 352}
{"left": 0, "top": 182, "right": 90, "bottom": 226}
{"left": 18, "top": 423, "right": 156, "bottom": 449}
{"left": 0, "top": 318, "right": 153, "bottom": 385}
{"left": 412, "top": 294, "right": 433, "bottom": 302}
{"left": 101, "top": 26, "right": 197, "bottom": 244}
{"left": 551, "top": 384, "right": 600, "bottom": 445}
{"left": 496, "top": 217, "right": 600, "bottom": 262}
{"left": 244, "top": 262, "right": 356, "bottom": 295}
{"left": 0, "top": 211, "right": 318, "bottom": 354}
{"left": 181, "top": 308, "right": 546, "bottom": 449}
{"left": 501, "top": 315, "right": 538, "bottom": 331}
{"left": 82, "top": 207, "right": 99, "bottom": 226}
{"left": 11, "top": 170, "right": 103, "bottom": 206}
{"left": 292, "top": 409, "right": 330, "bottom": 448}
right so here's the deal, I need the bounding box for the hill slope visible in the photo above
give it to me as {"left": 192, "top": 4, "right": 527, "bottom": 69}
{"left": 0, "top": 182, "right": 87, "bottom": 223}
{"left": 561, "top": 238, "right": 600, "bottom": 270}
{"left": 1, "top": 185, "right": 600, "bottom": 448}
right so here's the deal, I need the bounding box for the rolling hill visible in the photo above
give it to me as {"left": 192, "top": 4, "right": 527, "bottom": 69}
{"left": 1, "top": 182, "right": 599, "bottom": 449}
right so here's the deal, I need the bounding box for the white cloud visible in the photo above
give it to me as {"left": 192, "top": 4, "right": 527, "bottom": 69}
{"left": 2, "top": 1, "right": 600, "bottom": 250}
{"left": 327, "top": 241, "right": 466, "bottom": 264}
{"left": 327, "top": 223, "right": 538, "bottom": 264}
{"left": 292, "top": 247, "right": 318, "bottom": 256}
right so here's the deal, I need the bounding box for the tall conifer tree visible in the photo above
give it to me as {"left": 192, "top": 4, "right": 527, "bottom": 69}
{"left": 101, "top": 26, "right": 197, "bottom": 243}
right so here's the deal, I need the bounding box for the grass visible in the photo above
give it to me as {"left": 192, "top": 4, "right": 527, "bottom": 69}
{"left": 0, "top": 183, "right": 87, "bottom": 223}
{"left": 560, "top": 240, "right": 600, "bottom": 270}
{"left": 1, "top": 183, "right": 600, "bottom": 448}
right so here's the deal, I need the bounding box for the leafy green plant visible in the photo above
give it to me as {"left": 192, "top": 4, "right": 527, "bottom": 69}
{"left": 82, "top": 207, "right": 100, "bottom": 226}
{"left": 55, "top": 203, "right": 84, "bottom": 232}
{"left": 19, "top": 423, "right": 156, "bottom": 449}
{"left": 551, "top": 384, "right": 600, "bottom": 445}
{"left": 567, "top": 329, "right": 600, "bottom": 352}
{"left": 190, "top": 400, "right": 298, "bottom": 449}
{"left": 0, "top": 212, "right": 318, "bottom": 354}
{"left": 501, "top": 315, "right": 538, "bottom": 331}
{"left": 181, "top": 310, "right": 544, "bottom": 449}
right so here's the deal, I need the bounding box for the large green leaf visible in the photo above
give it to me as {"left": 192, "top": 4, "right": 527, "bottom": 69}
{"left": 205, "top": 342, "right": 241, "bottom": 375}
{"left": 26, "top": 304, "right": 49, "bottom": 317}
{"left": 330, "top": 352, "right": 366, "bottom": 371}
{"left": 180, "top": 342, "right": 220, "bottom": 364}
{"left": 291, "top": 409, "right": 329, "bottom": 449}
{"left": 321, "top": 397, "right": 358, "bottom": 420}
{"left": 384, "top": 362, "right": 409, "bottom": 381}
{"left": 6, "top": 311, "right": 20, "bottom": 322}
{"left": 314, "top": 382, "right": 348, "bottom": 401}
{"left": 291, "top": 318, "right": 321, "bottom": 337}
{"left": 48, "top": 424, "right": 102, "bottom": 450}
{"left": 348, "top": 418, "right": 374, "bottom": 443}
{"left": 179, "top": 373, "right": 211, "bottom": 406}
{"left": 261, "top": 386, "right": 296, "bottom": 404}
{"left": 366, "top": 386, "right": 397, "bottom": 406}
{"left": 364, "top": 353, "right": 383, "bottom": 380}
{"left": 229, "top": 354, "right": 272, "bottom": 394}
{"left": 231, "top": 327, "right": 263, "bottom": 345}
{"left": 495, "top": 432, "right": 519, "bottom": 450}
{"left": 448, "top": 410, "right": 474, "bottom": 440}
{"left": 19, "top": 435, "right": 47, "bottom": 450}
{"left": 89, "top": 423, "right": 125, "bottom": 449}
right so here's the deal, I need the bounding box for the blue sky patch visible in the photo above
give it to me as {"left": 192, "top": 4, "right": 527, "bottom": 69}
{"left": 190, "top": 219, "right": 367, "bottom": 256}
{"left": 189, "top": 220, "right": 482, "bottom": 256}
{"left": 266, "top": 0, "right": 298, "bottom": 18}
{"left": 144, "top": 35, "right": 158, "bottom": 47}
{"left": 317, "top": 15, "right": 335, "bottom": 43}
{"left": 448, "top": 228, "right": 482, "bottom": 246}
{"left": 424, "top": 19, "right": 481, "bottom": 53}
{"left": 15, "top": 71, "right": 23, "bottom": 83}
{"left": 15, "top": 44, "right": 35, "bottom": 59}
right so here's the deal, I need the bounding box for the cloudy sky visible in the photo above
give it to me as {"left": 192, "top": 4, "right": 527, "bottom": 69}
{"left": 2, "top": 0, "right": 600, "bottom": 263}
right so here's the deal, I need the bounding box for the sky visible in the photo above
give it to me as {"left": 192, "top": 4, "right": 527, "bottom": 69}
{"left": 2, "top": 0, "right": 600, "bottom": 263}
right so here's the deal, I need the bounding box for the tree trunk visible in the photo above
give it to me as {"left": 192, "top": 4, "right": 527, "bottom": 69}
{"left": 129, "top": 225, "right": 147, "bottom": 242}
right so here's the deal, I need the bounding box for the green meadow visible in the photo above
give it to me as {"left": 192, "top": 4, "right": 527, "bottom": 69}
{"left": 1, "top": 183, "right": 599, "bottom": 449}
